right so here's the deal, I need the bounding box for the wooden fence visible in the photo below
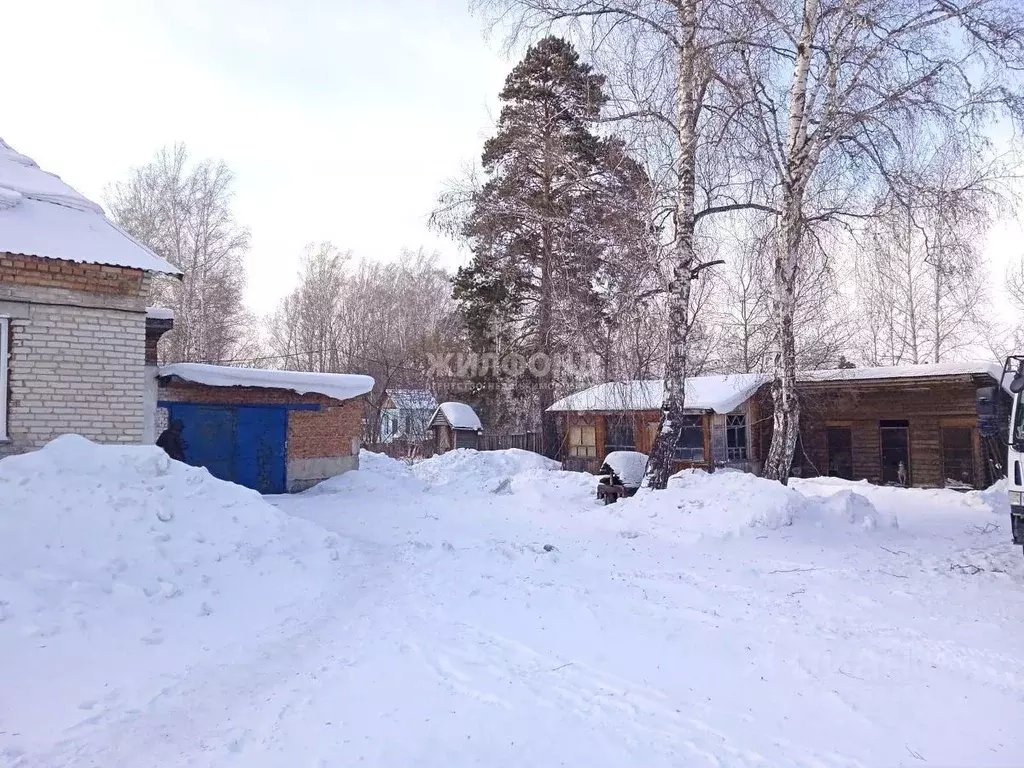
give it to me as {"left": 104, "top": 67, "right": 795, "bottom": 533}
{"left": 478, "top": 432, "right": 543, "bottom": 454}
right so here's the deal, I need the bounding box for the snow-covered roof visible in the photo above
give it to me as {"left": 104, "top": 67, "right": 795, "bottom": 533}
{"left": 431, "top": 402, "right": 482, "bottom": 431}
{"left": 548, "top": 373, "right": 768, "bottom": 414}
{"left": 146, "top": 306, "right": 175, "bottom": 321}
{"left": 549, "top": 361, "right": 1011, "bottom": 414}
{"left": 159, "top": 363, "right": 374, "bottom": 401}
{"left": 602, "top": 450, "right": 648, "bottom": 487}
{"left": 0, "top": 138, "right": 179, "bottom": 275}
{"left": 386, "top": 389, "right": 438, "bottom": 411}
{"left": 799, "top": 360, "right": 1011, "bottom": 393}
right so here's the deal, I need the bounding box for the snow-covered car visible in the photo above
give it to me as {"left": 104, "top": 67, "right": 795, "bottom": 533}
{"left": 596, "top": 450, "right": 648, "bottom": 504}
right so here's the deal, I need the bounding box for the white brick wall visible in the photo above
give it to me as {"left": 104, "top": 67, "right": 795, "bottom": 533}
{"left": 0, "top": 303, "right": 146, "bottom": 456}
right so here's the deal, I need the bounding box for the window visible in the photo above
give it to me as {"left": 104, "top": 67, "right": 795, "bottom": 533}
{"left": 726, "top": 415, "right": 747, "bottom": 461}
{"left": 605, "top": 418, "right": 634, "bottom": 452}
{"left": 569, "top": 425, "right": 597, "bottom": 458}
{"left": 942, "top": 426, "right": 975, "bottom": 488}
{"left": 672, "top": 415, "right": 705, "bottom": 462}
{"left": 0, "top": 317, "right": 7, "bottom": 441}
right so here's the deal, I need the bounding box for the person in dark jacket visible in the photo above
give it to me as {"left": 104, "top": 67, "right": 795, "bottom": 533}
{"left": 156, "top": 419, "right": 187, "bottom": 463}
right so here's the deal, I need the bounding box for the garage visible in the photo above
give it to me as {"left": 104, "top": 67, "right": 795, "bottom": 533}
{"left": 157, "top": 364, "right": 374, "bottom": 494}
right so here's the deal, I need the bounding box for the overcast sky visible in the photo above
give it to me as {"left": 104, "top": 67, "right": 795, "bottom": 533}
{"left": 3, "top": 0, "right": 1021, "bottom": 325}
{"left": 1, "top": 0, "right": 511, "bottom": 313}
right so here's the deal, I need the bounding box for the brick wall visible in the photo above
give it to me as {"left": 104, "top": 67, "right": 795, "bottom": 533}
{"left": 0, "top": 253, "right": 144, "bottom": 296}
{"left": 0, "top": 303, "right": 146, "bottom": 456}
{"left": 288, "top": 400, "right": 362, "bottom": 458}
{"left": 158, "top": 381, "right": 363, "bottom": 458}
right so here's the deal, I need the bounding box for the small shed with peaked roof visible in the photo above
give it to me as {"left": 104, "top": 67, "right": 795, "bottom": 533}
{"left": 428, "top": 401, "right": 483, "bottom": 453}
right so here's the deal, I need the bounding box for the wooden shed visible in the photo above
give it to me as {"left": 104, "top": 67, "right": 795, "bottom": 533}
{"left": 428, "top": 402, "right": 483, "bottom": 453}
{"left": 759, "top": 362, "right": 1010, "bottom": 489}
{"left": 547, "top": 374, "right": 766, "bottom": 474}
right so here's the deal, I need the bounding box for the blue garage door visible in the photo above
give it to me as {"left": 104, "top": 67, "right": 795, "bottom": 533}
{"left": 168, "top": 404, "right": 288, "bottom": 495}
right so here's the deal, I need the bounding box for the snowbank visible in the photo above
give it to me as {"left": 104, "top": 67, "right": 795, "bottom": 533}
{"left": 601, "top": 450, "right": 648, "bottom": 486}
{"left": 303, "top": 449, "right": 561, "bottom": 500}
{"left": 411, "top": 448, "right": 559, "bottom": 494}
{"left": 0, "top": 436, "right": 342, "bottom": 631}
{"left": 309, "top": 449, "right": 428, "bottom": 496}
{"left": 963, "top": 478, "right": 1009, "bottom": 514}
{"left": 805, "top": 488, "right": 899, "bottom": 531}
{"left": 610, "top": 470, "right": 898, "bottom": 539}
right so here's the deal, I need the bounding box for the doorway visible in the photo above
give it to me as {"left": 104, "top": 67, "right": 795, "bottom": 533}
{"left": 167, "top": 404, "right": 288, "bottom": 494}
{"left": 879, "top": 420, "right": 911, "bottom": 486}
{"left": 826, "top": 426, "right": 853, "bottom": 479}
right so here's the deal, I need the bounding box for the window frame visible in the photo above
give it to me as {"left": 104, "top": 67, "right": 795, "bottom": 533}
{"left": 568, "top": 424, "right": 597, "bottom": 458}
{"left": 725, "top": 414, "right": 748, "bottom": 461}
{"left": 0, "top": 316, "right": 8, "bottom": 442}
{"left": 605, "top": 417, "right": 635, "bottom": 453}
{"left": 672, "top": 414, "right": 705, "bottom": 462}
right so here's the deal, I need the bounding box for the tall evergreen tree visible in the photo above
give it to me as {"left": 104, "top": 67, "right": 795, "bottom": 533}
{"left": 451, "top": 36, "right": 654, "bottom": 454}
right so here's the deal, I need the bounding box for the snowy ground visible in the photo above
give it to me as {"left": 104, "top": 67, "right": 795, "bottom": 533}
{"left": 2, "top": 440, "right": 1023, "bottom": 767}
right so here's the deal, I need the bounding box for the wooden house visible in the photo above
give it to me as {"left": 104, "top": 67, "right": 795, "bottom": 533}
{"left": 380, "top": 389, "right": 438, "bottom": 444}
{"left": 547, "top": 374, "right": 766, "bottom": 474}
{"left": 548, "top": 362, "right": 1010, "bottom": 489}
{"left": 760, "top": 362, "right": 1010, "bottom": 489}
{"left": 428, "top": 402, "right": 483, "bottom": 453}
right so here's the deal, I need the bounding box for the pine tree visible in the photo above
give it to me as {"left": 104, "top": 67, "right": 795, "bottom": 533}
{"left": 452, "top": 36, "right": 653, "bottom": 454}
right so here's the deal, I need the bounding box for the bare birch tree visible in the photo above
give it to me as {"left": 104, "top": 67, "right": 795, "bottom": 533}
{"left": 267, "top": 242, "right": 349, "bottom": 373}
{"left": 730, "top": 0, "right": 1024, "bottom": 482}
{"left": 267, "top": 247, "right": 457, "bottom": 442}
{"left": 107, "top": 144, "right": 254, "bottom": 364}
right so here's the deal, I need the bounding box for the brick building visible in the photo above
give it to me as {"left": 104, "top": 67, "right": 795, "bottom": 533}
{"left": 158, "top": 363, "right": 374, "bottom": 493}
{"left": 0, "top": 138, "right": 179, "bottom": 457}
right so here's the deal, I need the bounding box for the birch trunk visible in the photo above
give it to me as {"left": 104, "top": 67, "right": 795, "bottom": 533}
{"left": 646, "top": 0, "right": 698, "bottom": 490}
{"left": 762, "top": 0, "right": 819, "bottom": 484}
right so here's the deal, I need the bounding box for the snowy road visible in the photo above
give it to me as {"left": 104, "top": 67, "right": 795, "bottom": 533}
{"left": 3, "top": 444, "right": 1024, "bottom": 766}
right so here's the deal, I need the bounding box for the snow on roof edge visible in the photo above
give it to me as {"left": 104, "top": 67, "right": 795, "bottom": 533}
{"left": 146, "top": 306, "right": 175, "bottom": 321}
{"left": 548, "top": 361, "right": 1010, "bottom": 413}
{"left": 0, "top": 138, "right": 180, "bottom": 276}
{"left": 548, "top": 374, "right": 768, "bottom": 414}
{"left": 430, "top": 401, "right": 482, "bottom": 430}
{"left": 159, "top": 363, "right": 374, "bottom": 402}
{"left": 798, "top": 360, "right": 1010, "bottom": 393}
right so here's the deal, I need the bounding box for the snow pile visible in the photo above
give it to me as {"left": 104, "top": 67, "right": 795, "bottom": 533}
{"left": 412, "top": 448, "right": 560, "bottom": 494}
{"left": 601, "top": 450, "right": 648, "bottom": 486}
{"left": 617, "top": 469, "right": 806, "bottom": 538}
{"left": 310, "top": 449, "right": 428, "bottom": 496}
{"left": 806, "top": 488, "right": 899, "bottom": 531}
{"left": 612, "top": 470, "right": 899, "bottom": 539}
{"left": 0, "top": 435, "right": 342, "bottom": 637}
{"left": 963, "top": 478, "right": 1009, "bottom": 514}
